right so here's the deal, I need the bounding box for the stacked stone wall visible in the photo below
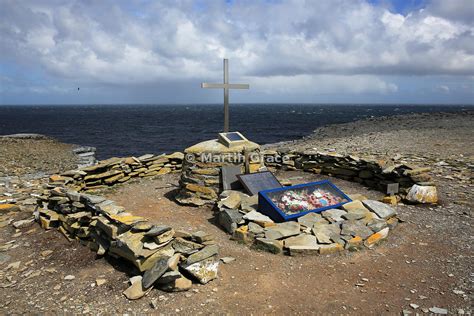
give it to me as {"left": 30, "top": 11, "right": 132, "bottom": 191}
{"left": 36, "top": 187, "right": 220, "bottom": 293}
{"left": 263, "top": 150, "right": 433, "bottom": 195}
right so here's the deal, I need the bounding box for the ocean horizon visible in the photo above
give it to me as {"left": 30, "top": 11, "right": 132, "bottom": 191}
{"left": 1, "top": 103, "right": 472, "bottom": 159}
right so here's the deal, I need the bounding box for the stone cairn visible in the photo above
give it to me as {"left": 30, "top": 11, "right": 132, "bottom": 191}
{"left": 176, "top": 139, "right": 264, "bottom": 206}
{"left": 49, "top": 152, "right": 184, "bottom": 192}
{"left": 263, "top": 149, "right": 437, "bottom": 202}
{"left": 216, "top": 190, "right": 399, "bottom": 256}
{"left": 37, "top": 186, "right": 220, "bottom": 298}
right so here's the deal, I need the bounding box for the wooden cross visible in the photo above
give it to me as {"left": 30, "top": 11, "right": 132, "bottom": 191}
{"left": 201, "top": 59, "right": 249, "bottom": 132}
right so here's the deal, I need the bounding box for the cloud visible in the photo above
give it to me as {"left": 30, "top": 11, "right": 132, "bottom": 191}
{"left": 0, "top": 0, "right": 473, "bottom": 103}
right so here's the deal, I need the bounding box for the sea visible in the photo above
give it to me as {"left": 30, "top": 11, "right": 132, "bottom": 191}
{"left": 0, "top": 104, "right": 471, "bottom": 160}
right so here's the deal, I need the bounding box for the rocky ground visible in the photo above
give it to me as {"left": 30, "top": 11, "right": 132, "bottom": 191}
{"left": 0, "top": 134, "right": 78, "bottom": 177}
{"left": 0, "top": 111, "right": 472, "bottom": 314}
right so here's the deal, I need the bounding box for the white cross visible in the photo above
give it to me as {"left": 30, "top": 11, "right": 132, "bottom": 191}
{"left": 201, "top": 59, "right": 249, "bottom": 132}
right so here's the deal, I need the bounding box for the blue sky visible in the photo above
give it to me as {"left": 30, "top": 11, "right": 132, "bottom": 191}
{"left": 0, "top": 0, "right": 473, "bottom": 105}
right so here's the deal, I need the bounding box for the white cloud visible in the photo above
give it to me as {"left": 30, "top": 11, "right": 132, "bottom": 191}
{"left": 0, "top": 0, "right": 473, "bottom": 100}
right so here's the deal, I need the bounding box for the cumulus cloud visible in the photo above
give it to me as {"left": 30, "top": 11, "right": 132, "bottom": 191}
{"left": 0, "top": 0, "right": 473, "bottom": 102}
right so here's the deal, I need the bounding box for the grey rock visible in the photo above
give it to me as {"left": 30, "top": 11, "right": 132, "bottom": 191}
{"left": 297, "top": 212, "right": 327, "bottom": 228}
{"left": 172, "top": 237, "right": 203, "bottom": 254}
{"left": 287, "top": 245, "right": 320, "bottom": 256}
{"left": 428, "top": 307, "right": 448, "bottom": 315}
{"left": 192, "top": 231, "right": 213, "bottom": 243}
{"left": 362, "top": 200, "right": 397, "bottom": 219}
{"left": 142, "top": 257, "right": 169, "bottom": 289}
{"left": 342, "top": 210, "right": 367, "bottom": 221}
{"left": 264, "top": 222, "right": 300, "bottom": 240}
{"left": 220, "top": 256, "right": 235, "bottom": 264}
{"left": 241, "top": 195, "right": 258, "bottom": 212}
{"left": 12, "top": 218, "right": 35, "bottom": 229}
{"left": 155, "top": 271, "right": 182, "bottom": 284}
{"left": 341, "top": 221, "right": 373, "bottom": 239}
{"left": 254, "top": 238, "right": 283, "bottom": 254}
{"left": 242, "top": 210, "right": 274, "bottom": 224}
{"left": 185, "top": 245, "right": 219, "bottom": 265}
{"left": 248, "top": 222, "right": 264, "bottom": 234}
{"left": 218, "top": 209, "right": 243, "bottom": 234}
{"left": 145, "top": 225, "right": 172, "bottom": 237}
{"left": 283, "top": 233, "right": 318, "bottom": 248}
{"left": 321, "top": 209, "right": 347, "bottom": 222}
{"left": 367, "top": 219, "right": 388, "bottom": 232}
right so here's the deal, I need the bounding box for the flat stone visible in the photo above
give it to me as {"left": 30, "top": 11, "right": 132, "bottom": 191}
{"left": 248, "top": 222, "right": 264, "bottom": 234}
{"left": 154, "top": 229, "right": 175, "bottom": 244}
{"left": 367, "top": 219, "right": 388, "bottom": 232}
{"left": 341, "top": 221, "right": 373, "bottom": 239}
{"left": 288, "top": 245, "right": 320, "bottom": 256}
{"left": 167, "top": 253, "right": 181, "bottom": 270}
{"left": 342, "top": 200, "right": 370, "bottom": 213}
{"left": 314, "top": 230, "right": 332, "bottom": 244}
{"left": 185, "top": 245, "right": 219, "bottom": 265}
{"left": 321, "top": 209, "right": 347, "bottom": 223}
{"left": 364, "top": 227, "right": 389, "bottom": 248}
{"left": 145, "top": 225, "right": 172, "bottom": 237}
{"left": 362, "top": 200, "right": 397, "bottom": 219}
{"left": 142, "top": 257, "right": 169, "bottom": 289}
{"left": 64, "top": 275, "right": 75, "bottom": 280}
{"left": 241, "top": 195, "right": 258, "bottom": 213}
{"left": 242, "top": 210, "right": 274, "bottom": 226}
{"left": 12, "top": 218, "right": 35, "bottom": 229}
{"left": 0, "top": 204, "right": 20, "bottom": 213}
{"left": 283, "top": 233, "right": 318, "bottom": 248}
{"left": 428, "top": 307, "right": 448, "bottom": 315}
{"left": 171, "top": 237, "right": 203, "bottom": 254}
{"left": 131, "top": 222, "right": 153, "bottom": 232}
{"left": 254, "top": 238, "right": 283, "bottom": 254}
{"left": 319, "top": 243, "right": 344, "bottom": 254}
{"left": 218, "top": 209, "right": 243, "bottom": 234}
{"left": 183, "top": 256, "right": 219, "bottom": 284}
{"left": 158, "top": 276, "right": 192, "bottom": 292}
{"left": 220, "top": 256, "right": 236, "bottom": 264}
{"left": 220, "top": 191, "right": 242, "bottom": 209}
{"left": 297, "top": 212, "right": 327, "bottom": 228}
{"left": 123, "top": 276, "right": 146, "bottom": 300}
{"left": 406, "top": 185, "right": 438, "bottom": 204}
{"left": 264, "top": 222, "right": 300, "bottom": 240}
{"left": 192, "top": 231, "right": 213, "bottom": 243}
{"left": 155, "top": 270, "right": 182, "bottom": 284}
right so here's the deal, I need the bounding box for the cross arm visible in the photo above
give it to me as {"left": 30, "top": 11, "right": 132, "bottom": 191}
{"left": 201, "top": 83, "right": 250, "bottom": 89}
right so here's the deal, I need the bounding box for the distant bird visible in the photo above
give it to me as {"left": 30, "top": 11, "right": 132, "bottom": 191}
{"left": 78, "top": 87, "right": 80, "bottom": 91}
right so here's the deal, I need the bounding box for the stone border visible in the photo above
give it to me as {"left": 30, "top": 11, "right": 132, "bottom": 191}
{"left": 36, "top": 186, "right": 220, "bottom": 298}
{"left": 216, "top": 190, "right": 399, "bottom": 256}
{"left": 49, "top": 152, "right": 184, "bottom": 192}
{"left": 263, "top": 150, "right": 434, "bottom": 197}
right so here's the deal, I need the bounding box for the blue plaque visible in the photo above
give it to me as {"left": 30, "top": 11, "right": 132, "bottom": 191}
{"left": 258, "top": 180, "right": 352, "bottom": 222}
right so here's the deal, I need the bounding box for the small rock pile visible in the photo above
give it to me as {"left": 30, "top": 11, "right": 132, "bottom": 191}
{"left": 36, "top": 187, "right": 219, "bottom": 298}
{"left": 49, "top": 152, "right": 184, "bottom": 192}
{"left": 263, "top": 150, "right": 435, "bottom": 198}
{"left": 216, "top": 190, "right": 399, "bottom": 255}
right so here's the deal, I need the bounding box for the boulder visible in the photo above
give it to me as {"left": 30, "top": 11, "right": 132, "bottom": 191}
{"left": 406, "top": 185, "right": 438, "bottom": 204}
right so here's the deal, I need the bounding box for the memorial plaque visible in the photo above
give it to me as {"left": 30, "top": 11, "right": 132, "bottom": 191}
{"left": 222, "top": 165, "right": 244, "bottom": 191}
{"left": 386, "top": 183, "right": 399, "bottom": 196}
{"left": 237, "top": 171, "right": 282, "bottom": 196}
{"left": 218, "top": 131, "right": 249, "bottom": 148}
{"left": 258, "top": 180, "right": 351, "bottom": 222}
